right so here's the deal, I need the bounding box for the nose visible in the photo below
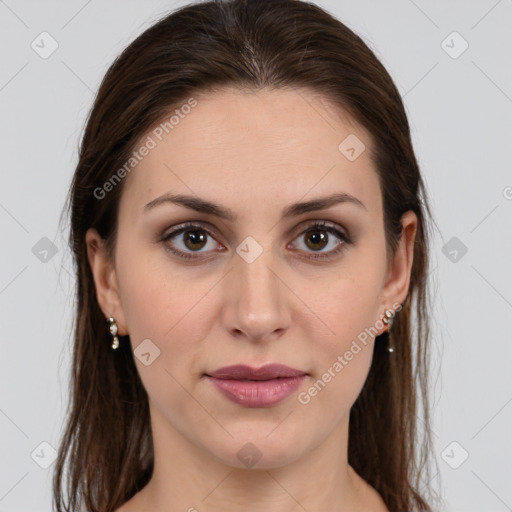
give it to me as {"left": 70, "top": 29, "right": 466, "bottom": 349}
{"left": 222, "top": 246, "right": 291, "bottom": 344}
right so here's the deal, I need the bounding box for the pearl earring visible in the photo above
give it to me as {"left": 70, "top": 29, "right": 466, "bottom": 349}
{"left": 106, "top": 317, "right": 120, "bottom": 349}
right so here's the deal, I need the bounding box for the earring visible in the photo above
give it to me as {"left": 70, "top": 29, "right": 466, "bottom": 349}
{"left": 382, "top": 309, "right": 395, "bottom": 329}
{"left": 382, "top": 308, "right": 396, "bottom": 353}
{"left": 106, "top": 317, "right": 120, "bottom": 350}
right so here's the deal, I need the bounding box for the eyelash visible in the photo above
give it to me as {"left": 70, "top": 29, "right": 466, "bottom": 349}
{"left": 159, "top": 221, "right": 352, "bottom": 261}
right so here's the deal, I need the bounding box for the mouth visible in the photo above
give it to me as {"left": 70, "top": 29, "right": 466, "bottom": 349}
{"left": 204, "top": 364, "right": 308, "bottom": 407}
{"left": 204, "top": 363, "right": 308, "bottom": 380}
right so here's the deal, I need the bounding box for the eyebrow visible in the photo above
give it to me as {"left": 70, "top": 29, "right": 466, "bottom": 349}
{"left": 143, "top": 192, "right": 366, "bottom": 221}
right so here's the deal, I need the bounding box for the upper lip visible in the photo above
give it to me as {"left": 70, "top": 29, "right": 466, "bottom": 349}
{"left": 205, "top": 364, "right": 307, "bottom": 381}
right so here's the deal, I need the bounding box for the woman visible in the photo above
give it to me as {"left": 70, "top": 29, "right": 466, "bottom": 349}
{"left": 54, "top": 0, "right": 440, "bottom": 510}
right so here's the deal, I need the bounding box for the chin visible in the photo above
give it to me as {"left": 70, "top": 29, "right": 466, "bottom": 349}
{"left": 204, "top": 428, "right": 311, "bottom": 470}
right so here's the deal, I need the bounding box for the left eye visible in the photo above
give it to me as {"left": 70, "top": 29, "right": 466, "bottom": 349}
{"left": 161, "top": 221, "right": 351, "bottom": 261}
{"left": 292, "top": 223, "right": 348, "bottom": 254}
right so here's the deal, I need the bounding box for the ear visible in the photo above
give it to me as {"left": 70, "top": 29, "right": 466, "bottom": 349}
{"left": 85, "top": 228, "right": 128, "bottom": 336}
{"left": 378, "top": 210, "right": 417, "bottom": 331}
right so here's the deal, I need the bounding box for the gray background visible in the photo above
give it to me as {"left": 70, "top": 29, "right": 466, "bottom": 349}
{"left": 1, "top": 1, "right": 511, "bottom": 511}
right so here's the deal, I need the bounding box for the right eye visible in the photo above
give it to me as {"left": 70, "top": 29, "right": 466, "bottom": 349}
{"left": 160, "top": 222, "right": 224, "bottom": 260}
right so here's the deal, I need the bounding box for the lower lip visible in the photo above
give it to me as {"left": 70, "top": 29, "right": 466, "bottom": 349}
{"left": 206, "top": 375, "right": 307, "bottom": 407}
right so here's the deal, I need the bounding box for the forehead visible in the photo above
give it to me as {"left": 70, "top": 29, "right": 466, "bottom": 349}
{"left": 119, "top": 87, "right": 381, "bottom": 221}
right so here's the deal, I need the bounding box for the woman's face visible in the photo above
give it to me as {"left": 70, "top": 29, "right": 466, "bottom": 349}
{"left": 87, "top": 87, "right": 416, "bottom": 469}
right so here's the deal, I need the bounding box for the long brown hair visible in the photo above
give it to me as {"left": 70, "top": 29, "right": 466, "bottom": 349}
{"left": 54, "top": 1, "right": 441, "bottom": 510}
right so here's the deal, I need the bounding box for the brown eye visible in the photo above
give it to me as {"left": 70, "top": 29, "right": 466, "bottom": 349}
{"left": 161, "top": 220, "right": 351, "bottom": 262}
{"left": 182, "top": 229, "right": 208, "bottom": 251}
{"left": 291, "top": 221, "right": 352, "bottom": 261}
{"left": 303, "top": 228, "right": 329, "bottom": 251}
{"left": 161, "top": 223, "right": 222, "bottom": 260}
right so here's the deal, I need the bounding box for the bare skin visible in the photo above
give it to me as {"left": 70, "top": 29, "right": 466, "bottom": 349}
{"left": 87, "top": 87, "right": 414, "bottom": 512}
{"left": 115, "top": 465, "right": 388, "bottom": 512}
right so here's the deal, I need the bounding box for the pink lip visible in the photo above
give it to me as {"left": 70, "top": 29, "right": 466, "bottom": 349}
{"left": 205, "top": 364, "right": 308, "bottom": 408}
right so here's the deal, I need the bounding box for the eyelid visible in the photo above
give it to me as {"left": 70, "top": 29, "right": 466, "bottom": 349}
{"left": 291, "top": 219, "right": 350, "bottom": 240}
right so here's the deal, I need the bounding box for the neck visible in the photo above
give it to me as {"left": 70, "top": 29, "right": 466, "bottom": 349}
{"left": 135, "top": 403, "right": 374, "bottom": 512}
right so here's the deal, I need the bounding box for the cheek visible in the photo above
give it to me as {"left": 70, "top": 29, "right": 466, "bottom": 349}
{"left": 116, "top": 248, "right": 219, "bottom": 368}
{"left": 295, "top": 260, "right": 385, "bottom": 407}
{"left": 115, "top": 254, "right": 218, "bottom": 425}
{"left": 309, "top": 266, "right": 384, "bottom": 351}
